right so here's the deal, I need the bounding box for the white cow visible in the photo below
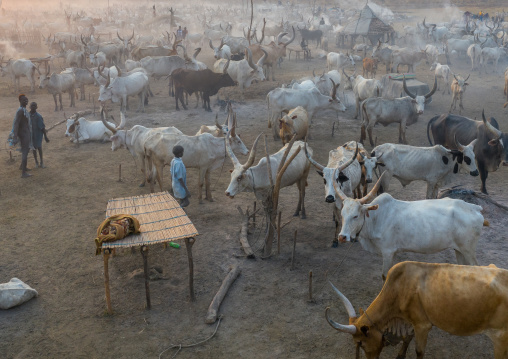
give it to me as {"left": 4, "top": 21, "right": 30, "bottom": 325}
{"left": 0, "top": 59, "right": 39, "bottom": 93}
{"left": 125, "top": 59, "right": 141, "bottom": 71}
{"left": 65, "top": 114, "right": 115, "bottom": 143}
{"left": 98, "top": 71, "right": 148, "bottom": 112}
{"left": 140, "top": 55, "right": 187, "bottom": 79}
{"left": 101, "top": 111, "right": 183, "bottom": 187}
{"left": 430, "top": 62, "right": 451, "bottom": 94}
{"left": 467, "top": 43, "right": 482, "bottom": 71}
{"left": 334, "top": 174, "right": 486, "bottom": 279}
{"left": 267, "top": 83, "right": 346, "bottom": 139}
{"left": 424, "top": 44, "right": 440, "bottom": 64}
{"left": 371, "top": 139, "right": 479, "bottom": 199}
{"left": 480, "top": 46, "right": 506, "bottom": 73}
{"left": 213, "top": 48, "right": 266, "bottom": 91}
{"left": 342, "top": 70, "right": 382, "bottom": 119}
{"left": 225, "top": 136, "right": 312, "bottom": 219}
{"left": 145, "top": 126, "right": 249, "bottom": 202}
{"left": 209, "top": 39, "right": 232, "bottom": 59}
{"left": 38, "top": 66, "right": 76, "bottom": 111}
{"left": 326, "top": 51, "right": 355, "bottom": 71}
{"left": 305, "top": 142, "right": 361, "bottom": 243}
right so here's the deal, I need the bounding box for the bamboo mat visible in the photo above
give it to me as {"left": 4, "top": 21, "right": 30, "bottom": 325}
{"left": 102, "top": 192, "right": 199, "bottom": 248}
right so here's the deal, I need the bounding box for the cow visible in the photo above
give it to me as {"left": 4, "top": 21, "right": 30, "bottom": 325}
{"left": 101, "top": 111, "right": 183, "bottom": 187}
{"left": 72, "top": 67, "right": 95, "bottom": 101}
{"left": 449, "top": 73, "right": 469, "bottom": 114}
{"left": 125, "top": 59, "right": 141, "bottom": 72}
{"left": 222, "top": 35, "right": 250, "bottom": 54}
{"left": 446, "top": 37, "right": 474, "bottom": 57}
{"left": 362, "top": 57, "right": 378, "bottom": 78}
{"left": 213, "top": 48, "right": 267, "bottom": 92}
{"left": 145, "top": 125, "right": 249, "bottom": 202}
{"left": 326, "top": 51, "right": 355, "bottom": 71}
{"left": 297, "top": 26, "right": 323, "bottom": 47}
{"left": 391, "top": 48, "right": 427, "bottom": 73}
{"left": 38, "top": 66, "right": 76, "bottom": 111}
{"left": 359, "top": 76, "right": 437, "bottom": 146}
{"left": 424, "top": 44, "right": 439, "bottom": 64}
{"left": 0, "top": 59, "right": 39, "bottom": 93}
{"left": 467, "top": 42, "right": 482, "bottom": 70}
{"left": 98, "top": 71, "right": 148, "bottom": 112}
{"left": 326, "top": 261, "right": 508, "bottom": 359}
{"left": 172, "top": 59, "right": 235, "bottom": 111}
{"left": 427, "top": 110, "right": 508, "bottom": 194}
{"left": 116, "top": 30, "right": 135, "bottom": 62}
{"left": 480, "top": 46, "right": 506, "bottom": 73}
{"left": 305, "top": 142, "right": 361, "bottom": 243}
{"left": 429, "top": 62, "right": 451, "bottom": 94}
{"left": 59, "top": 48, "right": 86, "bottom": 68}
{"left": 65, "top": 112, "right": 116, "bottom": 143}
{"left": 130, "top": 44, "right": 181, "bottom": 61}
{"left": 89, "top": 49, "right": 107, "bottom": 68}
{"left": 342, "top": 70, "right": 382, "bottom": 119}
{"left": 372, "top": 40, "right": 396, "bottom": 74}
{"left": 504, "top": 67, "right": 508, "bottom": 107}
{"left": 267, "top": 80, "right": 346, "bottom": 139}
{"left": 140, "top": 55, "right": 187, "bottom": 80}
{"left": 209, "top": 38, "right": 232, "bottom": 59}
{"left": 278, "top": 106, "right": 309, "bottom": 145}
{"left": 370, "top": 139, "right": 479, "bottom": 199}
{"left": 225, "top": 135, "right": 311, "bottom": 219}
{"left": 333, "top": 173, "right": 487, "bottom": 278}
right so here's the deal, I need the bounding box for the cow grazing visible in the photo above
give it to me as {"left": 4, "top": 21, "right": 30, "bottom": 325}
{"left": 98, "top": 71, "right": 148, "bottom": 112}
{"left": 362, "top": 57, "right": 378, "bottom": 78}
{"left": 326, "top": 51, "right": 355, "bottom": 71}
{"left": 39, "top": 66, "right": 76, "bottom": 111}
{"left": 65, "top": 112, "right": 115, "bottom": 143}
{"left": 145, "top": 125, "right": 249, "bottom": 202}
{"left": 333, "top": 174, "right": 486, "bottom": 278}
{"left": 371, "top": 140, "right": 479, "bottom": 199}
{"left": 449, "top": 73, "right": 470, "bottom": 114}
{"left": 1, "top": 59, "right": 39, "bottom": 93}
{"left": 278, "top": 106, "right": 309, "bottom": 145}
{"left": 172, "top": 59, "right": 235, "bottom": 112}
{"left": 213, "top": 48, "right": 267, "bottom": 91}
{"left": 360, "top": 76, "right": 437, "bottom": 146}
{"left": 305, "top": 142, "right": 361, "bottom": 243}
{"left": 225, "top": 135, "right": 311, "bottom": 219}
{"left": 101, "top": 112, "right": 183, "bottom": 187}
{"left": 429, "top": 62, "right": 451, "bottom": 94}
{"left": 427, "top": 110, "right": 508, "bottom": 194}
{"left": 326, "top": 261, "right": 508, "bottom": 359}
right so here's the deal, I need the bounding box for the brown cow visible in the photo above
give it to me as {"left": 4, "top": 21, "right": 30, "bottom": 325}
{"left": 449, "top": 73, "right": 470, "bottom": 114}
{"left": 326, "top": 261, "right": 508, "bottom": 359}
{"left": 278, "top": 106, "right": 309, "bottom": 145}
{"left": 362, "top": 57, "right": 378, "bottom": 79}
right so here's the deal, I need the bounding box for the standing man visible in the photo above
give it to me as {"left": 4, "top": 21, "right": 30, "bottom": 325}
{"left": 182, "top": 27, "right": 188, "bottom": 40}
{"left": 176, "top": 25, "right": 183, "bottom": 41}
{"left": 29, "top": 102, "right": 49, "bottom": 169}
{"left": 12, "top": 94, "right": 33, "bottom": 178}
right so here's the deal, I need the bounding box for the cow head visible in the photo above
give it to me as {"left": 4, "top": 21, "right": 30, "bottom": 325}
{"left": 342, "top": 69, "right": 356, "bottom": 90}
{"left": 482, "top": 110, "right": 508, "bottom": 167}
{"left": 403, "top": 75, "right": 437, "bottom": 114}
{"left": 117, "top": 30, "right": 134, "bottom": 51}
{"left": 98, "top": 72, "right": 115, "bottom": 103}
{"left": 101, "top": 110, "right": 127, "bottom": 151}
{"left": 326, "top": 282, "right": 390, "bottom": 359}
{"left": 305, "top": 142, "right": 358, "bottom": 206}
{"left": 452, "top": 73, "right": 470, "bottom": 94}
{"left": 335, "top": 172, "right": 385, "bottom": 243}
{"left": 245, "top": 47, "right": 267, "bottom": 83}
{"left": 225, "top": 133, "right": 262, "bottom": 198}
{"left": 359, "top": 152, "right": 380, "bottom": 183}
{"left": 445, "top": 136, "right": 479, "bottom": 176}
{"left": 38, "top": 64, "right": 52, "bottom": 89}
{"left": 209, "top": 38, "right": 227, "bottom": 59}
{"left": 328, "top": 79, "right": 347, "bottom": 113}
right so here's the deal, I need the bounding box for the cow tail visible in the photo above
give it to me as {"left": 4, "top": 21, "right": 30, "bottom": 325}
{"left": 426, "top": 116, "right": 438, "bottom": 146}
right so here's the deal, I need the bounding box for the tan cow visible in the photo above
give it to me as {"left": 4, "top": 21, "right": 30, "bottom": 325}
{"left": 278, "top": 106, "right": 309, "bottom": 145}
{"left": 326, "top": 261, "right": 508, "bottom": 359}
{"left": 362, "top": 57, "right": 378, "bottom": 79}
{"left": 449, "top": 74, "right": 470, "bottom": 114}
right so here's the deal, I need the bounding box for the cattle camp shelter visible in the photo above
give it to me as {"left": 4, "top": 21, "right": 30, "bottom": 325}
{"left": 338, "top": 4, "right": 395, "bottom": 48}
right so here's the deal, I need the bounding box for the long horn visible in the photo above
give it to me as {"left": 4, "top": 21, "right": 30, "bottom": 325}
{"left": 215, "top": 114, "right": 223, "bottom": 130}
{"left": 46, "top": 64, "right": 51, "bottom": 75}
{"left": 424, "top": 76, "right": 438, "bottom": 99}
{"left": 81, "top": 34, "right": 87, "bottom": 46}
{"left": 117, "top": 31, "right": 124, "bottom": 41}
{"left": 209, "top": 39, "right": 215, "bottom": 50}
{"left": 118, "top": 111, "right": 127, "bottom": 130}
{"left": 242, "top": 133, "right": 262, "bottom": 170}
{"left": 330, "top": 79, "right": 339, "bottom": 99}
{"left": 115, "top": 64, "right": 122, "bottom": 77}
{"left": 337, "top": 143, "right": 359, "bottom": 171}
{"left": 258, "top": 49, "right": 268, "bottom": 67}
{"left": 231, "top": 113, "right": 237, "bottom": 137}
{"left": 284, "top": 26, "right": 296, "bottom": 46}
{"left": 225, "top": 131, "right": 240, "bottom": 166}
{"left": 325, "top": 307, "right": 357, "bottom": 334}
{"left": 464, "top": 73, "right": 470, "bottom": 82}
{"left": 423, "top": 17, "right": 429, "bottom": 29}
{"left": 329, "top": 281, "right": 357, "bottom": 318}
{"left": 304, "top": 141, "right": 325, "bottom": 170}
{"left": 359, "top": 172, "right": 385, "bottom": 204}
{"left": 454, "top": 134, "right": 465, "bottom": 151}
{"left": 332, "top": 171, "right": 348, "bottom": 202}
{"left": 482, "top": 109, "right": 502, "bottom": 138}
{"left": 403, "top": 75, "right": 416, "bottom": 99}
{"left": 246, "top": 48, "right": 257, "bottom": 70}
{"left": 276, "top": 31, "right": 288, "bottom": 44}
{"left": 192, "top": 47, "right": 201, "bottom": 60}
{"left": 98, "top": 65, "right": 107, "bottom": 79}
{"left": 105, "top": 72, "right": 110, "bottom": 88}
{"left": 128, "top": 29, "right": 135, "bottom": 42}
{"left": 101, "top": 109, "right": 117, "bottom": 134}
{"left": 219, "top": 38, "right": 224, "bottom": 50}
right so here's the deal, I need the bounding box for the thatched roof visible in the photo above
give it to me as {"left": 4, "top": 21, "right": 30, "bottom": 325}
{"left": 341, "top": 4, "right": 394, "bottom": 35}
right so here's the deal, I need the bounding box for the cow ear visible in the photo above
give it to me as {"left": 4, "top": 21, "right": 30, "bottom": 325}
{"left": 329, "top": 99, "right": 332, "bottom": 102}
{"left": 229, "top": 169, "right": 233, "bottom": 173}
{"left": 442, "top": 156, "right": 449, "bottom": 164}
{"left": 291, "top": 115, "right": 297, "bottom": 119}
{"left": 338, "top": 172, "right": 349, "bottom": 183}
{"left": 366, "top": 204, "right": 379, "bottom": 211}
{"left": 361, "top": 325, "right": 370, "bottom": 337}
{"left": 457, "top": 154, "right": 463, "bottom": 164}
{"left": 316, "top": 170, "right": 323, "bottom": 177}
{"left": 488, "top": 139, "right": 499, "bottom": 146}
{"left": 453, "top": 162, "right": 459, "bottom": 173}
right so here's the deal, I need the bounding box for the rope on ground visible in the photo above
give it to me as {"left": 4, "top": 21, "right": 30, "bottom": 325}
{"left": 158, "top": 315, "right": 223, "bottom": 359}
{"left": 315, "top": 241, "right": 355, "bottom": 295}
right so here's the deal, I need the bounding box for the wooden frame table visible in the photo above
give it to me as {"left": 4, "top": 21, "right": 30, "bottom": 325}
{"left": 100, "top": 192, "right": 199, "bottom": 314}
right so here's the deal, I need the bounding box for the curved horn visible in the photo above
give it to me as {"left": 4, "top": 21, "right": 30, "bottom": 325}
{"left": 454, "top": 134, "right": 465, "bottom": 151}
{"left": 325, "top": 307, "right": 357, "bottom": 334}
{"left": 403, "top": 75, "right": 416, "bottom": 99}
{"left": 246, "top": 48, "right": 257, "bottom": 70}
{"left": 332, "top": 168, "right": 348, "bottom": 202}
{"left": 117, "top": 31, "right": 124, "bottom": 41}
{"left": 98, "top": 65, "right": 107, "bottom": 79}
{"left": 359, "top": 172, "right": 386, "bottom": 204}
{"left": 129, "top": 29, "right": 135, "bottom": 42}
{"left": 231, "top": 113, "right": 237, "bottom": 137}
{"left": 101, "top": 110, "right": 117, "bottom": 134}
{"left": 453, "top": 73, "right": 459, "bottom": 82}
{"left": 84, "top": 65, "right": 93, "bottom": 76}
{"left": 209, "top": 39, "right": 215, "bottom": 50}
{"left": 482, "top": 109, "right": 502, "bottom": 138}
{"left": 242, "top": 133, "right": 262, "bottom": 170}
{"left": 46, "top": 64, "right": 51, "bottom": 75}
{"left": 423, "top": 17, "right": 429, "bottom": 29}
{"left": 225, "top": 131, "right": 240, "bottom": 166}
{"left": 177, "top": 44, "right": 188, "bottom": 60}
{"left": 215, "top": 114, "right": 223, "bottom": 130}
{"left": 304, "top": 141, "right": 325, "bottom": 171}
{"left": 312, "top": 69, "right": 316, "bottom": 77}
{"left": 276, "top": 31, "right": 288, "bottom": 44}
{"left": 105, "top": 72, "right": 110, "bottom": 88}
{"left": 330, "top": 79, "right": 339, "bottom": 99}
{"left": 329, "top": 281, "right": 357, "bottom": 318}
{"left": 464, "top": 73, "right": 470, "bottom": 82}
{"left": 258, "top": 49, "right": 268, "bottom": 67}
{"left": 424, "top": 76, "right": 438, "bottom": 99}
{"left": 81, "top": 34, "right": 87, "bottom": 46}
{"left": 219, "top": 38, "right": 225, "bottom": 50}
{"left": 338, "top": 143, "right": 359, "bottom": 172}
{"left": 115, "top": 64, "right": 122, "bottom": 77}
{"left": 192, "top": 47, "right": 201, "bottom": 60}
{"left": 284, "top": 26, "right": 296, "bottom": 46}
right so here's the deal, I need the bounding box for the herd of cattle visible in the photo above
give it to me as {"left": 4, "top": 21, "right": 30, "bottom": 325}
{"left": 4, "top": 3, "right": 508, "bottom": 358}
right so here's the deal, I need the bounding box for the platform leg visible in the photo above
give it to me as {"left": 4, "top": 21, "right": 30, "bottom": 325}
{"left": 140, "top": 245, "right": 151, "bottom": 309}
{"left": 103, "top": 249, "right": 113, "bottom": 314}
{"left": 185, "top": 237, "right": 196, "bottom": 302}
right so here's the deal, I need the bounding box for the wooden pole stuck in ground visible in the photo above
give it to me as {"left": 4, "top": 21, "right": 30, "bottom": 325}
{"left": 103, "top": 248, "right": 113, "bottom": 314}
{"left": 308, "top": 270, "right": 314, "bottom": 303}
{"left": 277, "top": 211, "right": 282, "bottom": 255}
{"left": 118, "top": 164, "right": 122, "bottom": 182}
{"left": 291, "top": 230, "right": 297, "bottom": 270}
{"left": 205, "top": 265, "right": 241, "bottom": 324}
{"left": 140, "top": 245, "right": 151, "bottom": 309}
{"left": 9, "top": 150, "right": 13, "bottom": 163}
{"left": 185, "top": 237, "right": 196, "bottom": 302}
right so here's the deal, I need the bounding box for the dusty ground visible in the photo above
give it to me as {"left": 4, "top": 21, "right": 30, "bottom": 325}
{"left": 1, "top": 7, "right": 508, "bottom": 359}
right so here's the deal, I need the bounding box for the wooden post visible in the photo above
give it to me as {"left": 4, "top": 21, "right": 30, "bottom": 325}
{"left": 277, "top": 211, "right": 282, "bottom": 255}
{"left": 291, "top": 230, "right": 297, "bottom": 270}
{"left": 103, "top": 249, "right": 113, "bottom": 314}
{"left": 185, "top": 237, "right": 196, "bottom": 302}
{"left": 253, "top": 201, "right": 256, "bottom": 227}
{"left": 9, "top": 151, "right": 13, "bottom": 163}
{"left": 140, "top": 245, "right": 151, "bottom": 309}
{"left": 237, "top": 207, "right": 255, "bottom": 258}
{"left": 205, "top": 265, "right": 241, "bottom": 324}
{"left": 118, "top": 164, "right": 122, "bottom": 182}
{"left": 308, "top": 270, "right": 314, "bottom": 302}
{"left": 332, "top": 121, "right": 336, "bottom": 137}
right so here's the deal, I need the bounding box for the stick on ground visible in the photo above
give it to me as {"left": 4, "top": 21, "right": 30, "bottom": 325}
{"left": 205, "top": 265, "right": 241, "bottom": 324}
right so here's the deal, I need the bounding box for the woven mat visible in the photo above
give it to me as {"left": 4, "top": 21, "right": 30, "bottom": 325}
{"left": 102, "top": 192, "right": 198, "bottom": 248}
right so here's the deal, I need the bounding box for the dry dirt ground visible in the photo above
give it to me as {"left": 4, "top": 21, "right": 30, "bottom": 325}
{"left": 2, "top": 8, "right": 508, "bottom": 359}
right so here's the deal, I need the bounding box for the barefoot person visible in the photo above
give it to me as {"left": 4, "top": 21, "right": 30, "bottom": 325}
{"left": 170, "top": 145, "right": 191, "bottom": 207}
{"left": 12, "top": 94, "right": 33, "bottom": 178}
{"left": 29, "top": 102, "right": 49, "bottom": 168}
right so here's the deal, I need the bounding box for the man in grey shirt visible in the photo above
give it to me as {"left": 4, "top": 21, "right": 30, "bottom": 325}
{"left": 12, "top": 94, "right": 33, "bottom": 178}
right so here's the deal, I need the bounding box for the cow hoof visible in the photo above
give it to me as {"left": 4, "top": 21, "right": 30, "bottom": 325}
{"left": 199, "top": 200, "right": 204, "bottom": 204}
{"left": 139, "top": 183, "right": 145, "bottom": 188}
{"left": 207, "top": 198, "right": 214, "bottom": 202}
{"left": 301, "top": 214, "right": 306, "bottom": 219}
{"left": 176, "top": 108, "right": 180, "bottom": 111}
{"left": 332, "top": 240, "right": 339, "bottom": 248}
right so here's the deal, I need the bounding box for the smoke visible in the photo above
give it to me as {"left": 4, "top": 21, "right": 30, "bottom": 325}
{"left": 367, "top": 2, "right": 394, "bottom": 24}
{"left": 0, "top": 40, "right": 20, "bottom": 60}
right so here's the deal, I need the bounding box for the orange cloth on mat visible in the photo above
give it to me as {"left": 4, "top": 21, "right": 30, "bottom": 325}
{"left": 95, "top": 214, "right": 140, "bottom": 255}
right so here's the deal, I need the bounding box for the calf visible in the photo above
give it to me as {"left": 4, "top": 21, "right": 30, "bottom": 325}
{"left": 362, "top": 57, "right": 378, "bottom": 78}
{"left": 278, "top": 106, "right": 309, "bottom": 145}
{"left": 449, "top": 74, "right": 470, "bottom": 114}
{"left": 39, "top": 66, "right": 76, "bottom": 111}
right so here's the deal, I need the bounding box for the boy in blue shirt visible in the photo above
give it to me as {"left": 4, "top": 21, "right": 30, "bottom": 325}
{"left": 170, "top": 145, "right": 190, "bottom": 207}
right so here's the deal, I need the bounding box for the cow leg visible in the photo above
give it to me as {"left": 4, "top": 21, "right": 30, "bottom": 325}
{"left": 381, "top": 251, "right": 395, "bottom": 280}
{"left": 454, "top": 250, "right": 467, "bottom": 265}
{"left": 332, "top": 207, "right": 341, "bottom": 247}
{"left": 491, "top": 335, "right": 508, "bottom": 359}
{"left": 478, "top": 161, "right": 489, "bottom": 194}
{"left": 139, "top": 156, "right": 147, "bottom": 187}
{"left": 179, "top": 89, "right": 188, "bottom": 110}
{"left": 70, "top": 88, "right": 75, "bottom": 108}
{"left": 360, "top": 124, "right": 366, "bottom": 144}
{"left": 205, "top": 170, "right": 213, "bottom": 202}
{"left": 53, "top": 94, "right": 58, "bottom": 111}
{"left": 395, "top": 334, "right": 414, "bottom": 359}
{"left": 204, "top": 93, "right": 212, "bottom": 112}
{"left": 413, "top": 325, "right": 432, "bottom": 359}
{"left": 367, "top": 126, "right": 375, "bottom": 147}
{"left": 175, "top": 88, "right": 180, "bottom": 110}
{"left": 198, "top": 169, "right": 204, "bottom": 204}
{"left": 354, "top": 98, "right": 359, "bottom": 119}
{"left": 194, "top": 93, "right": 200, "bottom": 108}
